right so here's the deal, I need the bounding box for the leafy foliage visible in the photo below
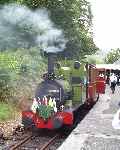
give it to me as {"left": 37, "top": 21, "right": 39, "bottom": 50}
{"left": 0, "top": 69, "right": 11, "bottom": 101}
{"left": 105, "top": 48, "right": 120, "bottom": 64}
{"left": 0, "top": 48, "right": 46, "bottom": 102}
{"left": 0, "top": 1, "right": 99, "bottom": 58}
{"left": 0, "top": 103, "right": 15, "bottom": 121}
{"left": 20, "top": 0, "right": 99, "bottom": 58}
{"left": 37, "top": 105, "right": 54, "bottom": 120}
{"left": 85, "top": 55, "right": 105, "bottom": 64}
{"left": 0, "top": 0, "right": 15, "bottom": 4}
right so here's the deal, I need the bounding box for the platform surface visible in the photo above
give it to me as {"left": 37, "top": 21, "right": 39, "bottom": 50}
{"left": 58, "top": 85, "right": 120, "bottom": 150}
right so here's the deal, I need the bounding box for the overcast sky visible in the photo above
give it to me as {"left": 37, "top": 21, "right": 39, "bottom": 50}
{"left": 89, "top": 0, "right": 120, "bottom": 51}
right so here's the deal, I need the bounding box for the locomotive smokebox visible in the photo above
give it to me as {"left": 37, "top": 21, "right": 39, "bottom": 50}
{"left": 48, "top": 53, "right": 56, "bottom": 74}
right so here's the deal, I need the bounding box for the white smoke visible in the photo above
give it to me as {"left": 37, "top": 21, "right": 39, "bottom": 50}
{"left": 0, "top": 4, "right": 66, "bottom": 53}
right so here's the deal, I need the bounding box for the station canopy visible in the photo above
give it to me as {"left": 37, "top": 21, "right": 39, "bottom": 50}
{"left": 96, "top": 64, "right": 120, "bottom": 70}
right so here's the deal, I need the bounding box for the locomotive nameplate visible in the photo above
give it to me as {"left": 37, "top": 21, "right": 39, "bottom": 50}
{"left": 49, "top": 90, "right": 59, "bottom": 93}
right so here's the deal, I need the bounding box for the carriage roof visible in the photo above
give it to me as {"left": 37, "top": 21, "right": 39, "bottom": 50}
{"left": 96, "top": 64, "right": 120, "bottom": 70}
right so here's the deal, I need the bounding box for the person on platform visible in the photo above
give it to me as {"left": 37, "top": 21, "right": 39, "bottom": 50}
{"left": 110, "top": 73, "right": 117, "bottom": 94}
{"left": 106, "top": 74, "right": 110, "bottom": 85}
{"left": 117, "top": 74, "right": 120, "bottom": 86}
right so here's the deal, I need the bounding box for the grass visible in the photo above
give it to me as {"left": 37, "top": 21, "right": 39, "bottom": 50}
{"left": 0, "top": 103, "right": 17, "bottom": 121}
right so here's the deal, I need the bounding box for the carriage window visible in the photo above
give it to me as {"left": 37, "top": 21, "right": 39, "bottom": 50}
{"left": 89, "top": 66, "right": 91, "bottom": 83}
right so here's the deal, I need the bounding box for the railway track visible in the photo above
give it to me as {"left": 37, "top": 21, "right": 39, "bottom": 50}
{"left": 9, "top": 134, "right": 33, "bottom": 150}
{"left": 0, "top": 103, "right": 93, "bottom": 150}
{"left": 9, "top": 133, "right": 60, "bottom": 150}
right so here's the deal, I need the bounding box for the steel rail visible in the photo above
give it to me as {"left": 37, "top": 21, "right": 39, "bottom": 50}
{"left": 40, "top": 134, "right": 60, "bottom": 150}
{"left": 9, "top": 133, "right": 60, "bottom": 150}
{"left": 9, "top": 134, "right": 33, "bottom": 150}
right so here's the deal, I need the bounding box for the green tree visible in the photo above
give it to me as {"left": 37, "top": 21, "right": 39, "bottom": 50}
{"left": 105, "top": 48, "right": 120, "bottom": 64}
{"left": 0, "top": 0, "right": 15, "bottom": 4}
{"left": 20, "top": 0, "right": 99, "bottom": 58}
{"left": 0, "top": 0, "right": 99, "bottom": 58}
{"left": 87, "top": 55, "right": 105, "bottom": 64}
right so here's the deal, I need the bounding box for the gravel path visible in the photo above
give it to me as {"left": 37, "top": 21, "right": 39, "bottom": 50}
{"left": 0, "top": 112, "right": 21, "bottom": 137}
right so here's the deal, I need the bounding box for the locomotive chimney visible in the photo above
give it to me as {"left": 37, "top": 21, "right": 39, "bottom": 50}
{"left": 48, "top": 53, "right": 55, "bottom": 74}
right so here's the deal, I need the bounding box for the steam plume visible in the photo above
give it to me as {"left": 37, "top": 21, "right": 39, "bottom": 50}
{"left": 0, "top": 4, "right": 66, "bottom": 53}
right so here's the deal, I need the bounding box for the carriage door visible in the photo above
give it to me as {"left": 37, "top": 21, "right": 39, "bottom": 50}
{"left": 88, "top": 65, "right": 97, "bottom": 101}
{"left": 96, "top": 68, "right": 106, "bottom": 94}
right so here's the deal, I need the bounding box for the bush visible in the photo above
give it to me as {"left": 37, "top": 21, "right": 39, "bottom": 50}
{"left": 0, "top": 48, "right": 47, "bottom": 102}
{"left": 0, "top": 102, "right": 17, "bottom": 121}
{"left": 0, "top": 69, "right": 11, "bottom": 101}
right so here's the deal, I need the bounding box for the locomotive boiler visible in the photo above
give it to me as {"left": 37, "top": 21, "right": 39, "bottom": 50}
{"left": 22, "top": 53, "right": 101, "bottom": 130}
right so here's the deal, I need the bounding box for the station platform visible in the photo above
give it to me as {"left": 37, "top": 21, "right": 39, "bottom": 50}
{"left": 58, "top": 85, "right": 120, "bottom": 150}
